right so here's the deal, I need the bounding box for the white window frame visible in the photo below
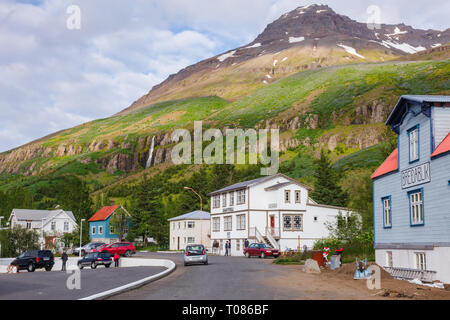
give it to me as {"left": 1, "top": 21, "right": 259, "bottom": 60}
{"left": 409, "top": 126, "right": 419, "bottom": 162}
{"left": 51, "top": 221, "right": 56, "bottom": 231}
{"left": 236, "top": 214, "right": 246, "bottom": 230}
{"left": 212, "top": 217, "right": 220, "bottom": 232}
{"left": 236, "top": 190, "right": 246, "bottom": 205}
{"left": 283, "top": 214, "right": 303, "bottom": 231}
{"left": 222, "top": 194, "right": 227, "bottom": 207}
{"left": 98, "top": 226, "right": 103, "bottom": 235}
{"left": 92, "top": 226, "right": 96, "bottom": 235}
{"left": 224, "top": 216, "right": 232, "bottom": 231}
{"left": 64, "top": 221, "right": 69, "bottom": 232}
{"left": 229, "top": 192, "right": 234, "bottom": 206}
{"left": 414, "top": 252, "right": 426, "bottom": 270}
{"left": 187, "top": 221, "right": 195, "bottom": 229}
{"left": 382, "top": 197, "right": 392, "bottom": 228}
{"left": 213, "top": 195, "right": 220, "bottom": 208}
{"left": 386, "top": 251, "right": 393, "bottom": 268}
{"left": 285, "top": 190, "right": 291, "bottom": 203}
{"left": 26, "top": 222, "right": 32, "bottom": 229}
{"left": 409, "top": 190, "right": 424, "bottom": 226}
{"left": 295, "top": 190, "right": 301, "bottom": 203}
{"left": 187, "top": 237, "right": 195, "bottom": 244}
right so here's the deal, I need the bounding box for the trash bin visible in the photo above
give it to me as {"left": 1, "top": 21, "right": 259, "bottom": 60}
{"left": 330, "top": 255, "right": 341, "bottom": 270}
{"left": 311, "top": 251, "right": 324, "bottom": 267}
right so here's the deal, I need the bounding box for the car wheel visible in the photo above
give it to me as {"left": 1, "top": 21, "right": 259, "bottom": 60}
{"left": 78, "top": 263, "right": 83, "bottom": 270}
{"left": 45, "top": 266, "right": 52, "bottom": 272}
{"left": 246, "top": 252, "right": 250, "bottom": 258}
{"left": 125, "top": 250, "right": 131, "bottom": 257}
{"left": 184, "top": 262, "right": 188, "bottom": 266}
{"left": 27, "top": 262, "right": 35, "bottom": 272}
{"left": 105, "top": 263, "right": 110, "bottom": 268}
{"left": 204, "top": 260, "right": 208, "bottom": 265}
{"left": 261, "top": 252, "right": 265, "bottom": 259}
{"left": 91, "top": 262, "right": 97, "bottom": 269}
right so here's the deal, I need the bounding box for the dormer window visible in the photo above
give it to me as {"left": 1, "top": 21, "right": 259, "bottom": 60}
{"left": 295, "top": 190, "right": 301, "bottom": 203}
{"left": 222, "top": 194, "right": 227, "bottom": 207}
{"left": 408, "top": 126, "right": 419, "bottom": 163}
{"left": 213, "top": 195, "right": 220, "bottom": 208}
{"left": 285, "top": 190, "right": 291, "bottom": 203}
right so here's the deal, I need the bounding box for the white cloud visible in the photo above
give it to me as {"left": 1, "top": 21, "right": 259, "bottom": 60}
{"left": 0, "top": 0, "right": 448, "bottom": 152}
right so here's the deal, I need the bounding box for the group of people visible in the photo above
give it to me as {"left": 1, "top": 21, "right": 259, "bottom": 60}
{"left": 220, "top": 239, "right": 250, "bottom": 256}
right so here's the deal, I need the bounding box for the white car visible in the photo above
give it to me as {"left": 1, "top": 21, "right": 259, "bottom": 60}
{"left": 184, "top": 244, "right": 208, "bottom": 266}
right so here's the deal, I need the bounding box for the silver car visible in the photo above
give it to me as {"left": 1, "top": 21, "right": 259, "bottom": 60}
{"left": 184, "top": 244, "right": 208, "bottom": 266}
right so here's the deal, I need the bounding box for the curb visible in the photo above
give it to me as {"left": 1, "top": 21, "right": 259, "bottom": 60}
{"left": 79, "top": 258, "right": 176, "bottom": 300}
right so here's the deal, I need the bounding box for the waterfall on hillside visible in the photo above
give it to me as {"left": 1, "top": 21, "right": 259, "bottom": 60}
{"left": 145, "top": 136, "right": 156, "bottom": 169}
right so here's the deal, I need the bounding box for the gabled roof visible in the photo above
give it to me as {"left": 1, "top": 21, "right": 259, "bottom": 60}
{"left": 431, "top": 133, "right": 450, "bottom": 158}
{"left": 168, "top": 210, "right": 211, "bottom": 222}
{"left": 10, "top": 209, "right": 76, "bottom": 224}
{"left": 371, "top": 148, "right": 399, "bottom": 179}
{"left": 386, "top": 95, "right": 450, "bottom": 131}
{"left": 89, "top": 205, "right": 120, "bottom": 222}
{"left": 208, "top": 173, "right": 312, "bottom": 196}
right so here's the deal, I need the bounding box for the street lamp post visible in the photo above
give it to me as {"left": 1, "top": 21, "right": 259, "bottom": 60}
{"left": 184, "top": 187, "right": 203, "bottom": 245}
{"left": 80, "top": 219, "right": 86, "bottom": 258}
{"left": 0, "top": 216, "right": 4, "bottom": 258}
{"left": 41, "top": 218, "right": 46, "bottom": 250}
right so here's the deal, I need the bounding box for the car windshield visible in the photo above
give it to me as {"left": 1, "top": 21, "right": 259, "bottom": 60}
{"left": 186, "top": 245, "right": 203, "bottom": 252}
{"left": 259, "top": 244, "right": 268, "bottom": 248}
{"left": 84, "top": 253, "right": 96, "bottom": 259}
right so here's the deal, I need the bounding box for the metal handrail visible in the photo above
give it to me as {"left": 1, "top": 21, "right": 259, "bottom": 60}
{"left": 265, "top": 227, "right": 279, "bottom": 250}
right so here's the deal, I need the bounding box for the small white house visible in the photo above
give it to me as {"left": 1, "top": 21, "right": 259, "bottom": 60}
{"left": 168, "top": 211, "right": 211, "bottom": 251}
{"left": 209, "top": 173, "right": 351, "bottom": 256}
{"left": 9, "top": 208, "right": 78, "bottom": 248}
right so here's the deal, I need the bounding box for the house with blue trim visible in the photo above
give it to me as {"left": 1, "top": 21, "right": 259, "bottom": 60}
{"left": 89, "top": 205, "right": 130, "bottom": 244}
{"left": 371, "top": 95, "right": 450, "bottom": 284}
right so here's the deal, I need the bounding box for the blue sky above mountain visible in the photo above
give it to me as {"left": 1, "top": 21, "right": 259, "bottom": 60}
{"left": 0, "top": 0, "right": 449, "bottom": 152}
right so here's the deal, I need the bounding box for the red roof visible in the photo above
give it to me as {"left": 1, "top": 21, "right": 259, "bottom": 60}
{"left": 89, "top": 205, "right": 120, "bottom": 222}
{"left": 371, "top": 148, "right": 399, "bottom": 179}
{"left": 431, "top": 133, "right": 450, "bottom": 158}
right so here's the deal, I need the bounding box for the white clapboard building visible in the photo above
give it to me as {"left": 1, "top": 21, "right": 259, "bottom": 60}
{"left": 209, "top": 173, "right": 351, "bottom": 256}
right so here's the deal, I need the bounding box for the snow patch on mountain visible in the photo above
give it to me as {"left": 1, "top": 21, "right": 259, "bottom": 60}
{"left": 431, "top": 43, "right": 442, "bottom": 48}
{"left": 381, "top": 41, "right": 426, "bottom": 54}
{"left": 245, "top": 43, "right": 261, "bottom": 49}
{"left": 289, "top": 36, "right": 305, "bottom": 43}
{"left": 336, "top": 44, "right": 365, "bottom": 59}
{"left": 217, "top": 50, "right": 236, "bottom": 62}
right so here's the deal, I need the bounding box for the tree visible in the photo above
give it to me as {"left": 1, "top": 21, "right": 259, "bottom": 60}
{"left": 0, "top": 226, "right": 40, "bottom": 257}
{"left": 109, "top": 207, "right": 131, "bottom": 241}
{"left": 310, "top": 149, "right": 348, "bottom": 207}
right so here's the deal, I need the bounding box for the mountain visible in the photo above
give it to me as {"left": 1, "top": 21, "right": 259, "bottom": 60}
{"left": 121, "top": 4, "right": 450, "bottom": 114}
{"left": 0, "top": 4, "right": 449, "bottom": 196}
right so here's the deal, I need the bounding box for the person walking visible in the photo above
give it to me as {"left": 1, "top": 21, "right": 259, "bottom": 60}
{"left": 225, "top": 241, "right": 229, "bottom": 256}
{"left": 114, "top": 254, "right": 121, "bottom": 267}
{"left": 61, "top": 250, "right": 68, "bottom": 272}
{"left": 244, "top": 239, "right": 249, "bottom": 249}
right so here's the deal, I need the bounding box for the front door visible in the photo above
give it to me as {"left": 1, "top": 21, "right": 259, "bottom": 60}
{"left": 177, "top": 237, "right": 180, "bottom": 250}
{"left": 270, "top": 216, "right": 275, "bottom": 234}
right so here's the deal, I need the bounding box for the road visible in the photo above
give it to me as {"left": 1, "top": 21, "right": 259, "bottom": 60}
{"left": 0, "top": 265, "right": 166, "bottom": 300}
{"left": 109, "top": 253, "right": 312, "bottom": 300}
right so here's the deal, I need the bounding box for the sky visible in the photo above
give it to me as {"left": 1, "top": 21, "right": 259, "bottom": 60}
{"left": 0, "top": 0, "right": 448, "bottom": 152}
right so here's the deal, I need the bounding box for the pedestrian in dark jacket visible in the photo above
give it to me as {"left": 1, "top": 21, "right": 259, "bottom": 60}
{"left": 244, "top": 239, "right": 249, "bottom": 248}
{"left": 61, "top": 251, "right": 68, "bottom": 271}
{"left": 225, "top": 241, "right": 229, "bottom": 256}
{"left": 114, "top": 254, "right": 121, "bottom": 267}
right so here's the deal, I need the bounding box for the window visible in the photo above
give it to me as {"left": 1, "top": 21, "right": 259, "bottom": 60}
{"left": 184, "top": 221, "right": 186, "bottom": 229}
{"left": 172, "top": 223, "right": 175, "bottom": 230}
{"left": 187, "top": 237, "right": 195, "bottom": 244}
{"left": 222, "top": 194, "right": 227, "bottom": 207}
{"left": 178, "top": 222, "right": 181, "bottom": 229}
{"left": 229, "top": 192, "right": 234, "bottom": 206}
{"left": 64, "top": 221, "right": 69, "bottom": 232}
{"left": 237, "top": 190, "right": 246, "bottom": 205}
{"left": 285, "top": 190, "right": 291, "bottom": 203}
{"left": 110, "top": 226, "right": 115, "bottom": 234}
{"left": 386, "top": 251, "right": 393, "bottom": 268}
{"left": 92, "top": 226, "right": 96, "bottom": 235}
{"left": 213, "top": 217, "right": 220, "bottom": 232}
{"left": 382, "top": 196, "right": 392, "bottom": 228}
{"left": 313, "top": 216, "right": 318, "bottom": 222}
{"left": 409, "top": 190, "right": 424, "bottom": 226}
{"left": 283, "top": 214, "right": 303, "bottom": 231}
{"left": 98, "top": 226, "right": 103, "bottom": 234}
{"left": 415, "top": 252, "right": 426, "bottom": 270}
{"left": 295, "top": 190, "right": 301, "bottom": 203}
{"left": 187, "top": 221, "right": 195, "bottom": 229}
{"left": 26, "top": 222, "right": 32, "bottom": 229}
{"left": 236, "top": 240, "right": 241, "bottom": 251}
{"left": 51, "top": 221, "right": 56, "bottom": 231}
{"left": 213, "top": 195, "right": 220, "bottom": 208}
{"left": 224, "top": 216, "right": 232, "bottom": 231}
{"left": 408, "top": 126, "right": 419, "bottom": 162}
{"left": 236, "top": 214, "right": 246, "bottom": 230}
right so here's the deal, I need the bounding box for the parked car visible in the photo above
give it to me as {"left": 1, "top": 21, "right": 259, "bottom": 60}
{"left": 89, "top": 243, "right": 108, "bottom": 253}
{"left": 10, "top": 250, "right": 54, "bottom": 272}
{"left": 73, "top": 242, "right": 105, "bottom": 256}
{"left": 77, "top": 252, "right": 112, "bottom": 269}
{"left": 98, "top": 242, "right": 136, "bottom": 257}
{"left": 184, "top": 244, "right": 208, "bottom": 266}
{"left": 244, "top": 243, "right": 280, "bottom": 258}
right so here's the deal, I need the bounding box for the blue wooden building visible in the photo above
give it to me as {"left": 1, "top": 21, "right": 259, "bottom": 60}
{"left": 88, "top": 205, "right": 130, "bottom": 244}
{"left": 372, "top": 95, "right": 450, "bottom": 284}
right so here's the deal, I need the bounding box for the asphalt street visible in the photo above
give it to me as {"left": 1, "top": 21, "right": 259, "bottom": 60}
{"left": 0, "top": 265, "right": 166, "bottom": 300}
{"left": 109, "top": 253, "right": 308, "bottom": 300}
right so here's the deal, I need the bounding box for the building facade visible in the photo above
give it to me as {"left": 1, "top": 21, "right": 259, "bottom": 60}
{"left": 89, "top": 205, "right": 130, "bottom": 244}
{"left": 168, "top": 211, "right": 211, "bottom": 251}
{"left": 372, "top": 95, "right": 450, "bottom": 283}
{"left": 9, "top": 208, "right": 78, "bottom": 249}
{"left": 209, "top": 173, "right": 351, "bottom": 256}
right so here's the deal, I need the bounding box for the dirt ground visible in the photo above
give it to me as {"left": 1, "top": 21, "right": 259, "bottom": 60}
{"left": 265, "top": 262, "right": 450, "bottom": 300}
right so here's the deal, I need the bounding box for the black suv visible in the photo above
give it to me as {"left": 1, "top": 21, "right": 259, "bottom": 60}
{"left": 11, "top": 250, "right": 54, "bottom": 272}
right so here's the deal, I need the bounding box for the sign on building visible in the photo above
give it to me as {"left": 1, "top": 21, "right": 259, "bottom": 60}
{"left": 401, "top": 162, "right": 431, "bottom": 189}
